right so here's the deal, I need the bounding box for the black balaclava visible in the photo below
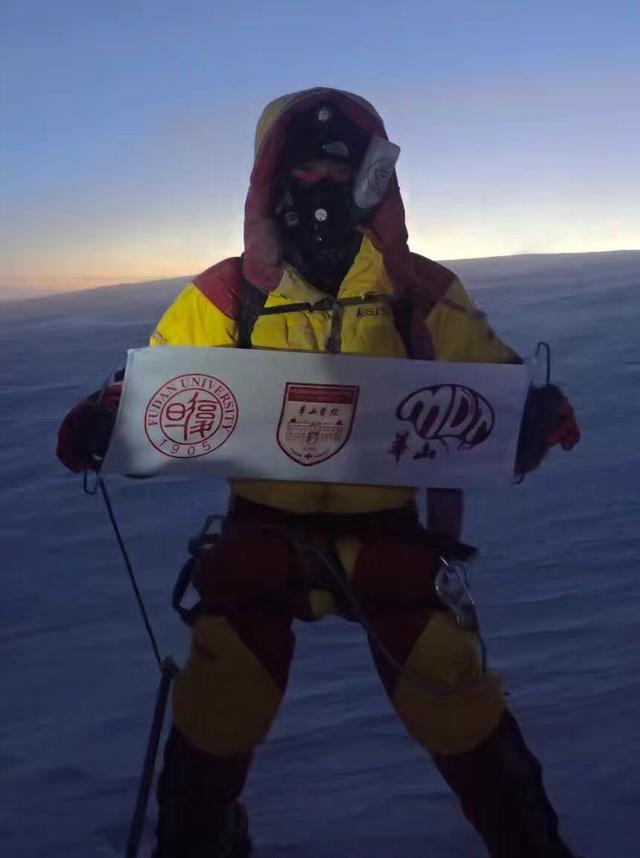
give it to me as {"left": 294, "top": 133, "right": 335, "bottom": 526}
{"left": 275, "top": 102, "right": 370, "bottom": 295}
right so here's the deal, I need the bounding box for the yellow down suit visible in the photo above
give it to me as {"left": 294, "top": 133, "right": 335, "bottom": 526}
{"left": 150, "top": 88, "right": 520, "bottom": 766}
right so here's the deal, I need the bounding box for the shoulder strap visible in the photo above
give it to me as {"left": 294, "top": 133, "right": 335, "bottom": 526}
{"left": 238, "top": 277, "right": 268, "bottom": 349}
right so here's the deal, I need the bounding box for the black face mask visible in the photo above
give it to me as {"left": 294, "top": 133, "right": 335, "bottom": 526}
{"left": 277, "top": 175, "right": 359, "bottom": 293}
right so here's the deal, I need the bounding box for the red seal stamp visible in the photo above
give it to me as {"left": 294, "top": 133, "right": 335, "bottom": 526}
{"left": 144, "top": 373, "right": 238, "bottom": 459}
{"left": 277, "top": 383, "right": 359, "bottom": 466}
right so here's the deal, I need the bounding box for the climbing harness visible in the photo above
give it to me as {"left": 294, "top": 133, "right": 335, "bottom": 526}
{"left": 171, "top": 506, "right": 490, "bottom": 700}
{"left": 85, "top": 479, "right": 489, "bottom": 854}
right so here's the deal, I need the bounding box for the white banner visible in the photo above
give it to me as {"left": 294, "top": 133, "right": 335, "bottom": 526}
{"left": 102, "top": 347, "right": 530, "bottom": 489}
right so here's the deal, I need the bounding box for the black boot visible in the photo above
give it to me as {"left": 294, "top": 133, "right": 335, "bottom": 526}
{"left": 432, "top": 711, "right": 575, "bottom": 858}
{"left": 154, "top": 728, "right": 253, "bottom": 858}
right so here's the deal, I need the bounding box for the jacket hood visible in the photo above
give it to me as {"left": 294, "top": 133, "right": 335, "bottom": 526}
{"left": 243, "top": 87, "right": 413, "bottom": 295}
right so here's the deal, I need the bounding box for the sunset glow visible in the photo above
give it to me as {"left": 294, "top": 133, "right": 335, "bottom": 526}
{"left": 2, "top": 1, "right": 638, "bottom": 299}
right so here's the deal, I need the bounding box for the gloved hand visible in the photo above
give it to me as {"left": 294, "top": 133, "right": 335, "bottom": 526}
{"left": 56, "top": 383, "right": 122, "bottom": 472}
{"left": 515, "top": 383, "right": 580, "bottom": 477}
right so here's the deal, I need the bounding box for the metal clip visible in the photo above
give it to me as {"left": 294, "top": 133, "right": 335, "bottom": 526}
{"left": 435, "top": 557, "right": 488, "bottom": 673}
{"left": 435, "top": 557, "right": 479, "bottom": 632}
{"left": 535, "top": 341, "right": 552, "bottom": 385}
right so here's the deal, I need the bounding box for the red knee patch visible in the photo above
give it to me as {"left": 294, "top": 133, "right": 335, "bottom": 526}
{"left": 191, "top": 530, "right": 298, "bottom": 690}
{"left": 351, "top": 535, "right": 444, "bottom": 697}
{"left": 368, "top": 608, "right": 431, "bottom": 697}
{"left": 230, "top": 611, "right": 296, "bottom": 691}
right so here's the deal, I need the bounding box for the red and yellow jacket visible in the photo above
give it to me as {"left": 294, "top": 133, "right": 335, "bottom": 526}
{"left": 149, "top": 88, "right": 520, "bottom": 523}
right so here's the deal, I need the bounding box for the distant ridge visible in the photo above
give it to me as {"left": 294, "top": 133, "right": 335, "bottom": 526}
{"left": 2, "top": 249, "right": 639, "bottom": 307}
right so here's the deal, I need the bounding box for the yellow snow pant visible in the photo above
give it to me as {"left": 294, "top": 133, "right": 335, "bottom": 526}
{"left": 172, "top": 503, "right": 505, "bottom": 761}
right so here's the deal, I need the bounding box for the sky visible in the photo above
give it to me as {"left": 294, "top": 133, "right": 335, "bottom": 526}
{"left": 1, "top": 0, "right": 638, "bottom": 299}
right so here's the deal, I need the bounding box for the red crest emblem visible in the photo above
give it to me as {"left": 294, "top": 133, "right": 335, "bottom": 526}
{"left": 144, "top": 373, "right": 238, "bottom": 459}
{"left": 277, "top": 383, "right": 359, "bottom": 466}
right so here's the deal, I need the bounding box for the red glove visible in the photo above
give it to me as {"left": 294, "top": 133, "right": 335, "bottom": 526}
{"left": 515, "top": 384, "right": 580, "bottom": 477}
{"left": 56, "top": 383, "right": 122, "bottom": 472}
{"left": 545, "top": 395, "right": 580, "bottom": 450}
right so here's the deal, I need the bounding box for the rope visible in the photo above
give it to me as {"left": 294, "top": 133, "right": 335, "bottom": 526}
{"left": 300, "top": 539, "right": 488, "bottom": 701}
{"left": 97, "top": 477, "right": 163, "bottom": 670}
{"left": 222, "top": 517, "right": 488, "bottom": 700}
{"left": 85, "top": 473, "right": 175, "bottom": 857}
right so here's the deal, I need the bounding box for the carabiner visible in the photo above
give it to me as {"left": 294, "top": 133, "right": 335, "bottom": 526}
{"left": 435, "top": 557, "right": 479, "bottom": 633}
{"left": 435, "top": 557, "right": 487, "bottom": 672}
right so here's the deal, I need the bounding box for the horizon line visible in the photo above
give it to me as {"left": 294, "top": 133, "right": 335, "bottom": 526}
{"left": 2, "top": 246, "right": 639, "bottom": 305}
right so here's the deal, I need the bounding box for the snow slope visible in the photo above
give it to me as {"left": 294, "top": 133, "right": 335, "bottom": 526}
{"left": 1, "top": 251, "right": 639, "bottom": 857}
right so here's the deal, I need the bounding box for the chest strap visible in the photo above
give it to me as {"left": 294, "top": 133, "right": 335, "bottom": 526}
{"left": 238, "top": 276, "right": 414, "bottom": 356}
